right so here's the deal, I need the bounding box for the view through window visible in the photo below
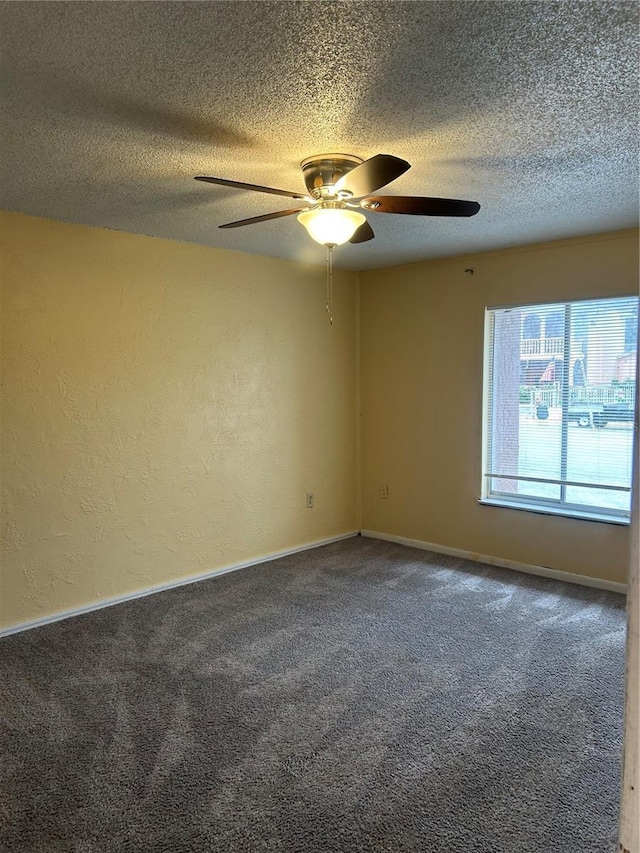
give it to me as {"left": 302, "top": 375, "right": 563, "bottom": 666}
{"left": 483, "top": 296, "right": 638, "bottom": 521}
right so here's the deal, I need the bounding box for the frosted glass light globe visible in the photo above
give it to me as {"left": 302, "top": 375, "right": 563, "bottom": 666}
{"left": 297, "top": 208, "right": 366, "bottom": 246}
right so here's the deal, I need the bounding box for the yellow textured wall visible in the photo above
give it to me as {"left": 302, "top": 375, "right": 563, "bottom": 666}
{"left": 0, "top": 212, "right": 358, "bottom": 629}
{"left": 359, "top": 230, "right": 639, "bottom": 585}
{"left": 2, "top": 215, "right": 637, "bottom": 631}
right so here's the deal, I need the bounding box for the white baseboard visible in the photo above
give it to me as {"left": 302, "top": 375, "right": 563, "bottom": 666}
{"left": 0, "top": 531, "right": 359, "bottom": 638}
{"left": 360, "top": 529, "right": 627, "bottom": 595}
{"left": 3, "top": 528, "right": 624, "bottom": 638}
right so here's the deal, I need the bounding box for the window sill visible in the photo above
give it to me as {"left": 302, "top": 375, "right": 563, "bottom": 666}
{"left": 478, "top": 498, "right": 630, "bottom": 526}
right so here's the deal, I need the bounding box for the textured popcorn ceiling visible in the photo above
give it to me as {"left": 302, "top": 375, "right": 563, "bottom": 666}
{"left": 1, "top": 1, "right": 638, "bottom": 270}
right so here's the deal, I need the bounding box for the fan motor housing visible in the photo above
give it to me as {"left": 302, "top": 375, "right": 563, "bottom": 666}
{"left": 301, "top": 154, "right": 363, "bottom": 199}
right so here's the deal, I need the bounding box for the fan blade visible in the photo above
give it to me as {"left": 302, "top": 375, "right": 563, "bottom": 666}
{"left": 334, "top": 154, "right": 410, "bottom": 197}
{"left": 219, "top": 208, "right": 306, "bottom": 229}
{"left": 349, "top": 220, "right": 374, "bottom": 243}
{"left": 195, "top": 176, "right": 308, "bottom": 200}
{"left": 361, "top": 196, "right": 480, "bottom": 217}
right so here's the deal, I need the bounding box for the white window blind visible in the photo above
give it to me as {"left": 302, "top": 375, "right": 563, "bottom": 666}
{"left": 483, "top": 296, "right": 638, "bottom": 522}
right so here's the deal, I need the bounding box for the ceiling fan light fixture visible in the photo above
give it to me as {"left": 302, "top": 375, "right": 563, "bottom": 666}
{"left": 297, "top": 208, "right": 366, "bottom": 247}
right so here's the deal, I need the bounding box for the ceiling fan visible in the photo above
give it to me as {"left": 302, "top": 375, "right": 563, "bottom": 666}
{"left": 195, "top": 153, "right": 480, "bottom": 248}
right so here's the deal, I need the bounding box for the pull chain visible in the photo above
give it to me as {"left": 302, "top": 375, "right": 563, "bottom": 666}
{"left": 325, "top": 244, "right": 334, "bottom": 325}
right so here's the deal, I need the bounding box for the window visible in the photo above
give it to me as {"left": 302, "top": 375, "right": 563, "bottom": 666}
{"left": 482, "top": 296, "right": 638, "bottom": 523}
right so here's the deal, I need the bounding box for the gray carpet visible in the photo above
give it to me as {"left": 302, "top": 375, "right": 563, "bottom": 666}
{"left": 0, "top": 537, "right": 626, "bottom": 853}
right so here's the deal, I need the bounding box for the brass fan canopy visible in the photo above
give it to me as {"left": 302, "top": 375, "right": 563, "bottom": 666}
{"left": 300, "top": 154, "right": 363, "bottom": 200}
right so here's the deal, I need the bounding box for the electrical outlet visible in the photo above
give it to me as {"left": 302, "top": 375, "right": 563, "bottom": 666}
{"left": 306, "top": 492, "right": 314, "bottom": 508}
{"left": 380, "top": 484, "right": 389, "bottom": 499}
